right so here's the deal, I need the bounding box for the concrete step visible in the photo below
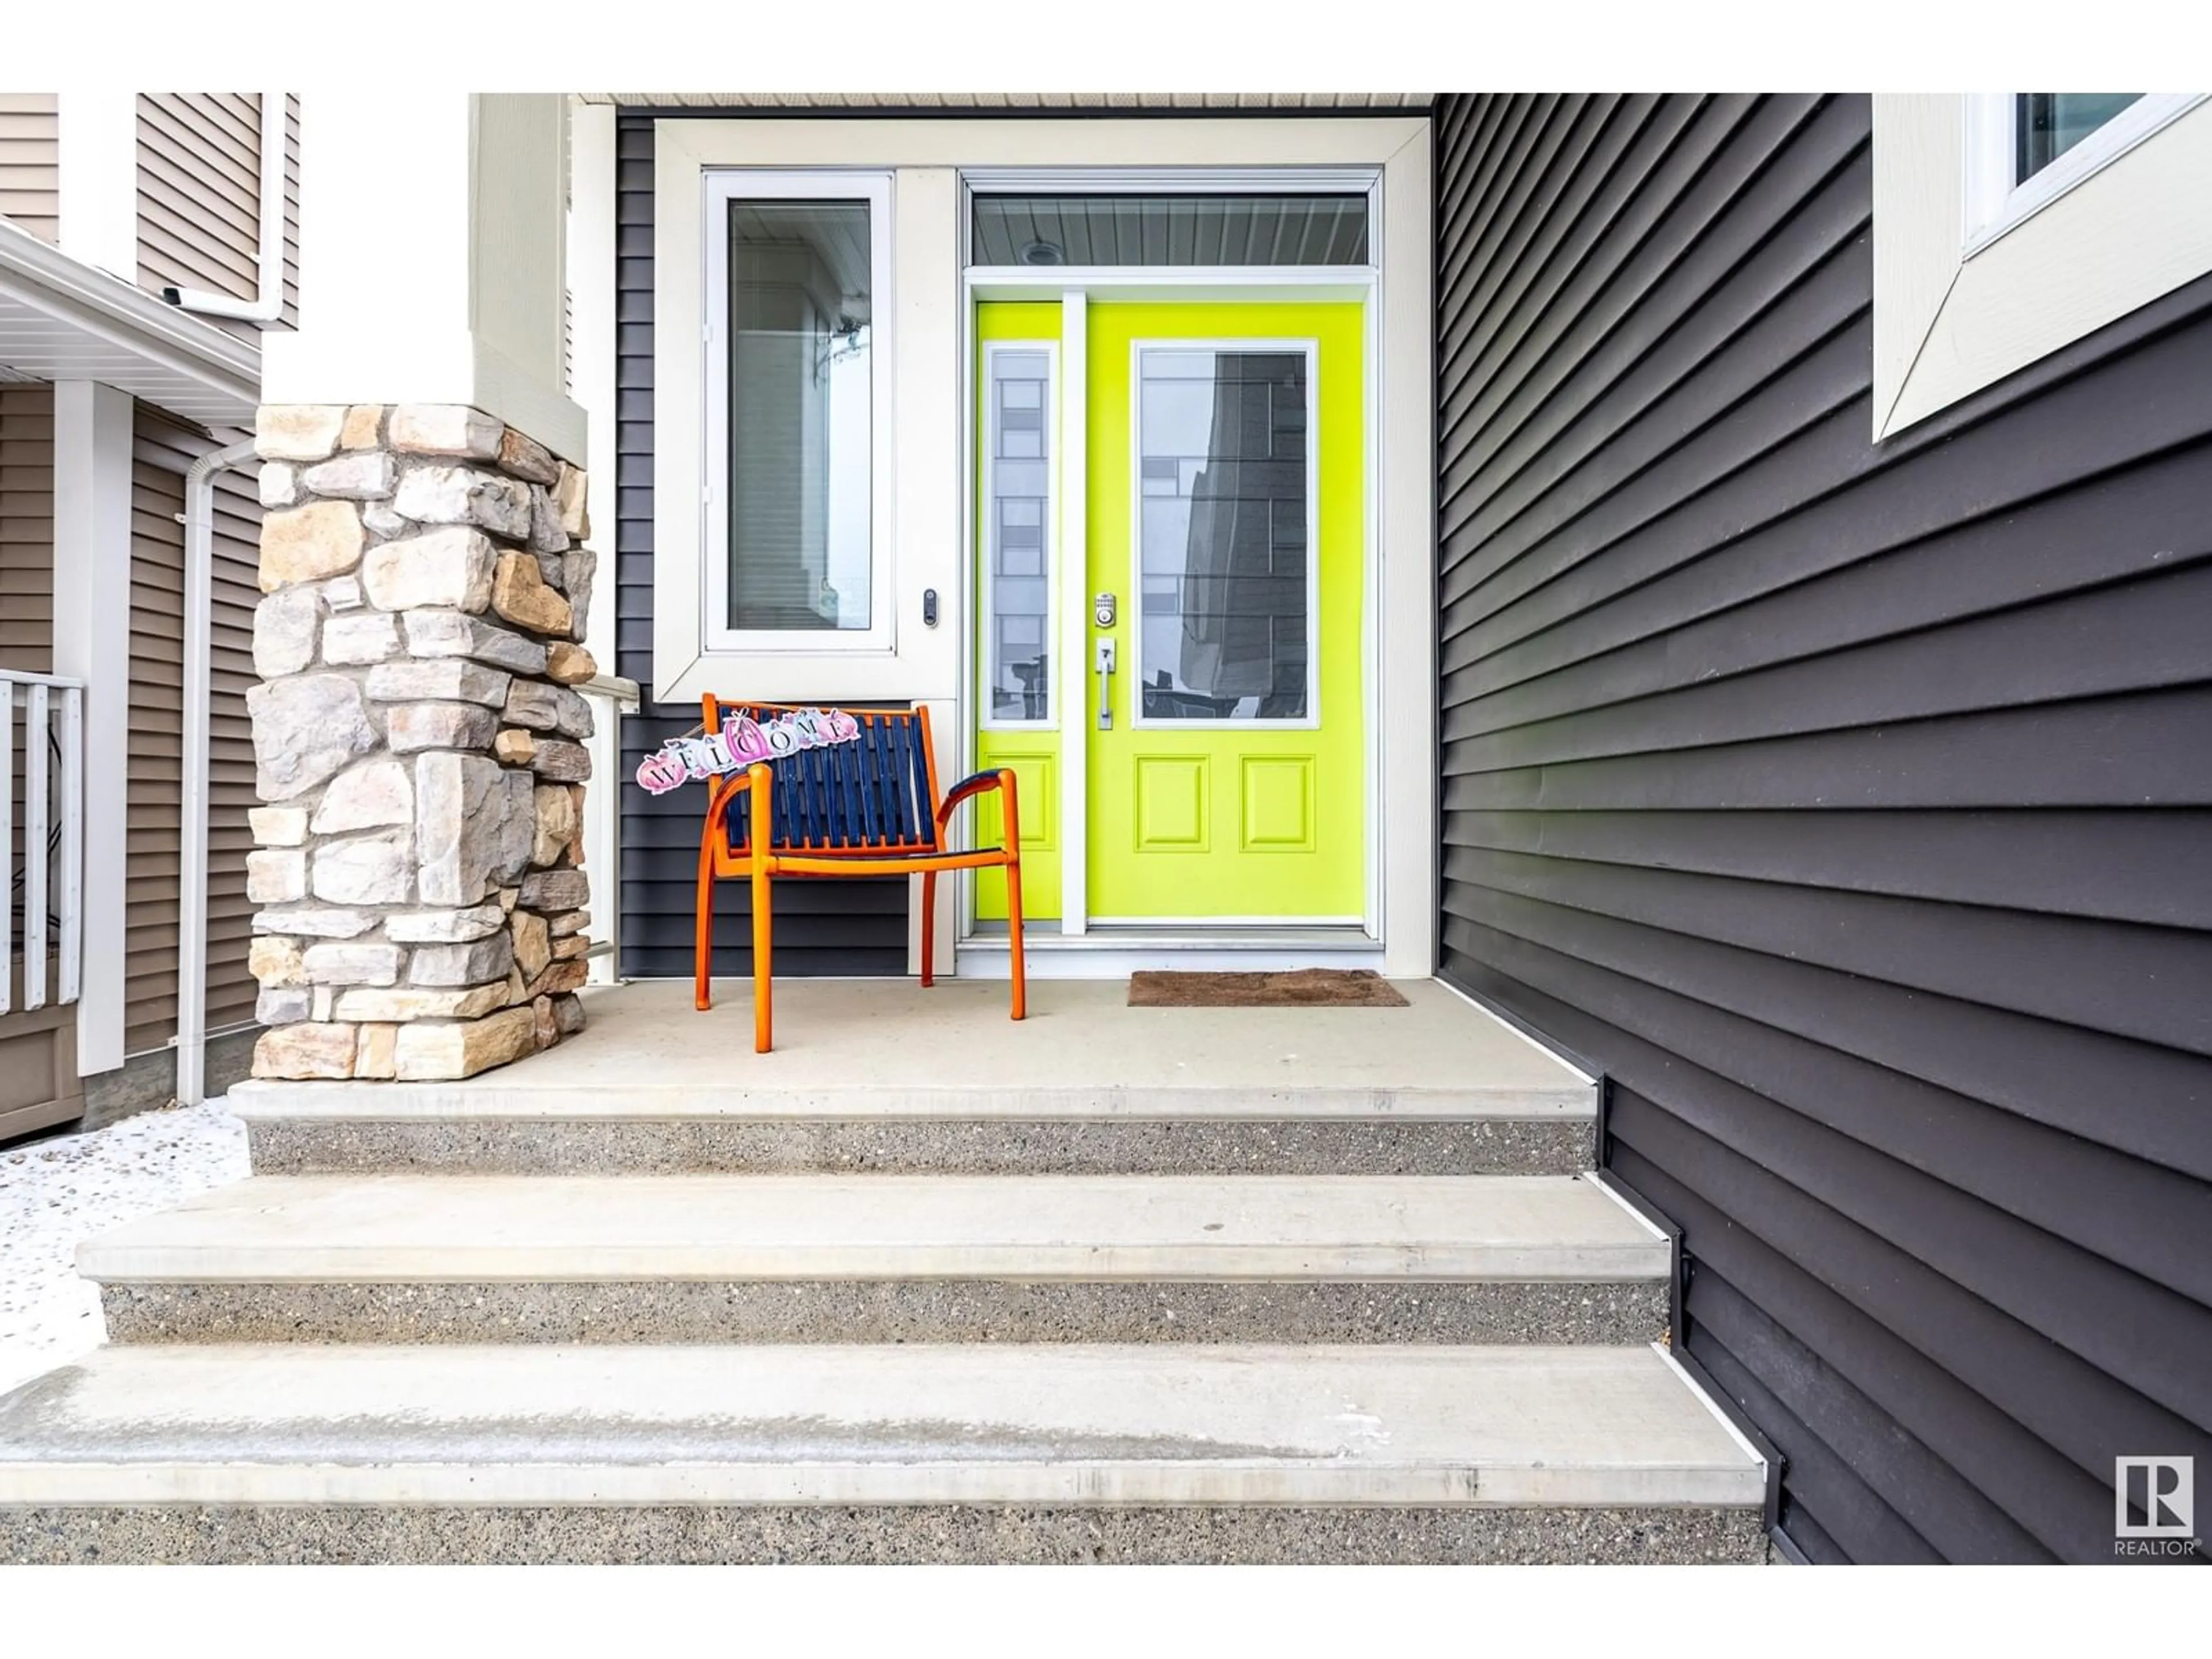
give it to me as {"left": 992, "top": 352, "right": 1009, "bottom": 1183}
{"left": 0, "top": 1342, "right": 1767, "bottom": 1563}
{"left": 227, "top": 979, "right": 1599, "bottom": 1177}
{"left": 85, "top": 1173, "right": 1670, "bottom": 1345}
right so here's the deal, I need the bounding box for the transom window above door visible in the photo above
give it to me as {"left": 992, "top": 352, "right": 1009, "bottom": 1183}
{"left": 971, "top": 193, "right": 1370, "bottom": 268}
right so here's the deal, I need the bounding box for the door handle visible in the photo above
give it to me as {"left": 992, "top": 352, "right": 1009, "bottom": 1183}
{"left": 1095, "top": 638, "right": 1116, "bottom": 730}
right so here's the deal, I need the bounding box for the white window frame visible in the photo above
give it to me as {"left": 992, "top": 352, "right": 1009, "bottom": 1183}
{"left": 977, "top": 337, "right": 1060, "bottom": 733}
{"left": 701, "top": 168, "right": 897, "bottom": 656}
{"left": 1871, "top": 93, "right": 2212, "bottom": 440}
{"left": 1127, "top": 336, "right": 1323, "bottom": 733}
{"left": 1962, "top": 94, "right": 2207, "bottom": 256}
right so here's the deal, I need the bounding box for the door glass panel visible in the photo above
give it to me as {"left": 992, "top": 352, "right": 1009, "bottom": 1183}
{"left": 986, "top": 347, "right": 1053, "bottom": 722}
{"left": 973, "top": 195, "right": 1369, "bottom": 267}
{"left": 1134, "top": 346, "right": 1310, "bottom": 722}
{"left": 725, "top": 197, "right": 873, "bottom": 631}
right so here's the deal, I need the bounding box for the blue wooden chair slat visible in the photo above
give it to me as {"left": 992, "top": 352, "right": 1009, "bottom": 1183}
{"left": 839, "top": 738, "right": 865, "bottom": 849}
{"left": 870, "top": 717, "right": 900, "bottom": 845}
{"left": 813, "top": 743, "right": 839, "bottom": 847}
{"left": 805, "top": 740, "right": 828, "bottom": 846}
{"left": 854, "top": 720, "right": 882, "bottom": 845}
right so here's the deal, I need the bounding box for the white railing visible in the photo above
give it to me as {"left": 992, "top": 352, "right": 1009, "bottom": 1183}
{"left": 2, "top": 668, "right": 85, "bottom": 1016}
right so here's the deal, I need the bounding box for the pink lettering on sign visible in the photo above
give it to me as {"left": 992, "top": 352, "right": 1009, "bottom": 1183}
{"left": 634, "top": 707, "right": 865, "bottom": 796}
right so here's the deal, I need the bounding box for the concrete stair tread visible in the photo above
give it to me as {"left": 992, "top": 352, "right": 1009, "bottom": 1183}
{"left": 78, "top": 1173, "right": 1667, "bottom": 1283}
{"left": 0, "top": 1342, "right": 1763, "bottom": 1508}
{"left": 226, "top": 980, "right": 1596, "bottom": 1123}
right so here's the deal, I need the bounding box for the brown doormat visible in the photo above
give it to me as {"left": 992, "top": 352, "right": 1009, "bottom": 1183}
{"left": 1127, "top": 968, "right": 1410, "bottom": 1009}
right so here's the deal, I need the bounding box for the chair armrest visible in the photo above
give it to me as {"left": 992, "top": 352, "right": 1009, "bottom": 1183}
{"left": 935, "top": 769, "right": 1007, "bottom": 824}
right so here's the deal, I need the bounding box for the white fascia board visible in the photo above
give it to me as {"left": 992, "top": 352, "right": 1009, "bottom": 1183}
{"left": 0, "top": 221, "right": 260, "bottom": 419}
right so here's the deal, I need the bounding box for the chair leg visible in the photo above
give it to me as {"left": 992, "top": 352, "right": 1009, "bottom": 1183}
{"left": 920, "top": 870, "right": 937, "bottom": 988}
{"left": 694, "top": 839, "right": 715, "bottom": 1012}
{"left": 751, "top": 859, "right": 774, "bottom": 1054}
{"left": 1004, "top": 857, "right": 1027, "bottom": 1022}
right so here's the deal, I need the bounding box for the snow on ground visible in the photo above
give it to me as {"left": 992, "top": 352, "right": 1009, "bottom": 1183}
{"left": 0, "top": 1099, "right": 250, "bottom": 1397}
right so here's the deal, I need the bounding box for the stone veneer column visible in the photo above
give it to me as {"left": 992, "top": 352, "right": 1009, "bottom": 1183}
{"left": 245, "top": 404, "right": 597, "bottom": 1082}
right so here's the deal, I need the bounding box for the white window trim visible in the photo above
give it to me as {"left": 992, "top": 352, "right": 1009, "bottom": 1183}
{"left": 702, "top": 169, "right": 896, "bottom": 656}
{"left": 1126, "top": 336, "right": 1323, "bottom": 733}
{"left": 977, "top": 337, "right": 1059, "bottom": 734}
{"left": 1872, "top": 93, "right": 2212, "bottom": 440}
{"left": 1961, "top": 94, "right": 2207, "bottom": 257}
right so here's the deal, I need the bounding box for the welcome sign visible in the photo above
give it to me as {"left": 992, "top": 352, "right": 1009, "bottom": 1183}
{"left": 635, "top": 707, "right": 863, "bottom": 796}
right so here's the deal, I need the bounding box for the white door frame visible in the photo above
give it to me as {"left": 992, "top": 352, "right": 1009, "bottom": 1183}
{"left": 649, "top": 116, "right": 1434, "bottom": 979}
{"left": 964, "top": 281, "right": 1375, "bottom": 948}
{"left": 955, "top": 173, "right": 1391, "bottom": 959}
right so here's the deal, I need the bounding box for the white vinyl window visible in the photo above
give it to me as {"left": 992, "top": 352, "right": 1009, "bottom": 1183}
{"left": 1870, "top": 94, "right": 2212, "bottom": 439}
{"left": 702, "top": 171, "right": 895, "bottom": 653}
{"left": 1963, "top": 93, "right": 2206, "bottom": 255}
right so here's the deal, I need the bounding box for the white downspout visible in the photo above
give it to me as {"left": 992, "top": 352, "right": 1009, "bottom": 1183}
{"left": 176, "top": 437, "right": 258, "bottom": 1107}
{"left": 164, "top": 93, "right": 287, "bottom": 325}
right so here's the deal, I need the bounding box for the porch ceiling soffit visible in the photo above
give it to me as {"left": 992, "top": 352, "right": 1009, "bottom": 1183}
{"left": 576, "top": 93, "right": 1432, "bottom": 110}
{"left": 0, "top": 222, "right": 260, "bottom": 426}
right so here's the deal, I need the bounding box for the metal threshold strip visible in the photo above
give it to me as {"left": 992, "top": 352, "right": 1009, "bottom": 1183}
{"left": 957, "top": 922, "right": 1382, "bottom": 977}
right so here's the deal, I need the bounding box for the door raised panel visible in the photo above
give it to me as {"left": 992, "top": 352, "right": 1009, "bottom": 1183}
{"left": 1239, "top": 755, "right": 1316, "bottom": 853}
{"left": 1134, "top": 755, "right": 1210, "bottom": 852}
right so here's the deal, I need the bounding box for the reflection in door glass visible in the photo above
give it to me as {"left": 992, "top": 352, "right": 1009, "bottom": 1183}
{"left": 986, "top": 348, "right": 1052, "bottom": 721}
{"left": 1137, "top": 347, "right": 1311, "bottom": 721}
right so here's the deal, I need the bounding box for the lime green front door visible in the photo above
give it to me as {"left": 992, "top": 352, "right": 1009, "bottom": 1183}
{"left": 1088, "top": 302, "right": 1364, "bottom": 922}
{"left": 974, "top": 300, "right": 1366, "bottom": 928}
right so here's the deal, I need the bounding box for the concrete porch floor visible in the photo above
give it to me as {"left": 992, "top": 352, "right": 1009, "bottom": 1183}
{"left": 230, "top": 977, "right": 1595, "bottom": 1120}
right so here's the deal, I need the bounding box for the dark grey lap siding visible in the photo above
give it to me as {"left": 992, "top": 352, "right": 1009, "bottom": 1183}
{"left": 1434, "top": 93, "right": 2212, "bottom": 1563}
{"left": 613, "top": 113, "right": 907, "bottom": 979}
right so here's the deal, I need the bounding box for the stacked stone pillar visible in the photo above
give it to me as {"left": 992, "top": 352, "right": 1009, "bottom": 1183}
{"left": 245, "top": 404, "right": 597, "bottom": 1082}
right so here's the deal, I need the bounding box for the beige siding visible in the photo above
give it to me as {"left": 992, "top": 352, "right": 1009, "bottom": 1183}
{"left": 0, "top": 381, "right": 78, "bottom": 1140}
{"left": 0, "top": 384, "right": 54, "bottom": 675}
{"left": 2, "top": 384, "right": 54, "bottom": 1014}
{"left": 0, "top": 94, "right": 59, "bottom": 244}
{"left": 125, "top": 406, "right": 262, "bottom": 1056}
{"left": 136, "top": 94, "right": 300, "bottom": 332}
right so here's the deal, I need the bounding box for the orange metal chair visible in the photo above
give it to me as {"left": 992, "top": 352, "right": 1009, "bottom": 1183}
{"left": 692, "top": 699, "right": 1025, "bottom": 1052}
